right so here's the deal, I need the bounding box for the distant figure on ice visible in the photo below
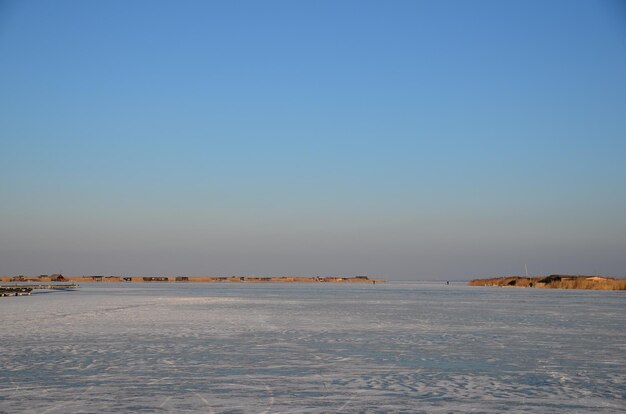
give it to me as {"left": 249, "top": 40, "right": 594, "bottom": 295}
{"left": 446, "top": 281, "right": 449, "bottom": 285}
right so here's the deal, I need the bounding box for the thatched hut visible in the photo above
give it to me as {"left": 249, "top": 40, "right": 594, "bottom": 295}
{"left": 51, "top": 274, "right": 67, "bottom": 282}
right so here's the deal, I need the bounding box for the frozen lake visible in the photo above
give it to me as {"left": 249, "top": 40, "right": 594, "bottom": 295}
{"left": 1, "top": 282, "right": 624, "bottom": 413}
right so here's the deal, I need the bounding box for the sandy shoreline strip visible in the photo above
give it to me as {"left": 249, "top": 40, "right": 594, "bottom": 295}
{"left": 0, "top": 275, "right": 384, "bottom": 284}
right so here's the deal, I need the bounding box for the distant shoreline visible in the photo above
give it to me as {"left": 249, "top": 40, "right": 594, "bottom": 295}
{"left": 0, "top": 275, "right": 384, "bottom": 284}
{"left": 469, "top": 275, "right": 626, "bottom": 290}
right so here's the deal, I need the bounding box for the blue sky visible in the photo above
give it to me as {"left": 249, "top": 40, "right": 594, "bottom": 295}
{"left": 1, "top": 0, "right": 625, "bottom": 279}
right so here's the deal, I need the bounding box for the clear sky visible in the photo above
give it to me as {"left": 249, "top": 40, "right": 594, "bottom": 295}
{"left": 1, "top": 0, "right": 625, "bottom": 280}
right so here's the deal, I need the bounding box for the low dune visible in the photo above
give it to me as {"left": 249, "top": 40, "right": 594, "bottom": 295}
{"left": 469, "top": 275, "right": 626, "bottom": 290}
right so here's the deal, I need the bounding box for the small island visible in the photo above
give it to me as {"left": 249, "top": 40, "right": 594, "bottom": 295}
{"left": 469, "top": 274, "right": 626, "bottom": 290}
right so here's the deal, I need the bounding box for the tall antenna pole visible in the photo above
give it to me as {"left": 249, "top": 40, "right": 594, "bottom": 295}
{"left": 525, "top": 264, "right": 528, "bottom": 277}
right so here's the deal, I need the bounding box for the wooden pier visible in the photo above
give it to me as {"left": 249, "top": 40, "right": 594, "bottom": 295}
{"left": 0, "top": 284, "right": 79, "bottom": 297}
{"left": 0, "top": 287, "right": 33, "bottom": 296}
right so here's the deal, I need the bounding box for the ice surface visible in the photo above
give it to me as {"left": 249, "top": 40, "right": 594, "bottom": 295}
{"left": 1, "top": 282, "right": 624, "bottom": 413}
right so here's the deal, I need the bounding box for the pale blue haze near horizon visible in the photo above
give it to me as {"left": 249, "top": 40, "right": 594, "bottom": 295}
{"left": 1, "top": 0, "right": 625, "bottom": 279}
